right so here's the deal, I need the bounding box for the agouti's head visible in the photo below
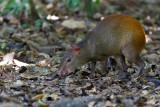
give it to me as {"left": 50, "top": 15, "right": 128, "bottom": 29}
{"left": 57, "top": 45, "right": 81, "bottom": 77}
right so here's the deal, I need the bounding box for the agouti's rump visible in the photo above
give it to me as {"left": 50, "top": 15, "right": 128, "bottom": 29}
{"left": 57, "top": 14, "right": 146, "bottom": 78}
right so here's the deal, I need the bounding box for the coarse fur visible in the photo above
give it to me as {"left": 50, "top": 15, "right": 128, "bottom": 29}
{"left": 57, "top": 14, "right": 146, "bottom": 78}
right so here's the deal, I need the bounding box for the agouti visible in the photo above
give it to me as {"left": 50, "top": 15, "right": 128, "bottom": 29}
{"left": 57, "top": 14, "right": 146, "bottom": 78}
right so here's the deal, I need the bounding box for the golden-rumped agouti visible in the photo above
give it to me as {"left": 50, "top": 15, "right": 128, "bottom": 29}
{"left": 57, "top": 14, "right": 146, "bottom": 78}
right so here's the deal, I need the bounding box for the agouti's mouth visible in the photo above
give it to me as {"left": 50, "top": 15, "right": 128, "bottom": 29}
{"left": 66, "top": 69, "right": 71, "bottom": 74}
{"left": 56, "top": 69, "right": 71, "bottom": 78}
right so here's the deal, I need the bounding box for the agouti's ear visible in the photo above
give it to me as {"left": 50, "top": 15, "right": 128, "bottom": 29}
{"left": 73, "top": 45, "right": 81, "bottom": 54}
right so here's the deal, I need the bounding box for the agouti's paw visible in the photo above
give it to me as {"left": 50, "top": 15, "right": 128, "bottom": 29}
{"left": 118, "top": 72, "right": 131, "bottom": 80}
{"left": 89, "top": 73, "right": 95, "bottom": 79}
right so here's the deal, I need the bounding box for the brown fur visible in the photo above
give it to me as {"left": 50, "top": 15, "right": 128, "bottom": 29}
{"left": 57, "top": 14, "right": 146, "bottom": 78}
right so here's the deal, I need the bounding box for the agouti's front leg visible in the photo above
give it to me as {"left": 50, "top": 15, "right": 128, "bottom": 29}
{"left": 108, "top": 58, "right": 117, "bottom": 70}
{"left": 89, "top": 59, "right": 109, "bottom": 78}
{"left": 100, "top": 59, "right": 109, "bottom": 76}
{"left": 88, "top": 62, "right": 96, "bottom": 78}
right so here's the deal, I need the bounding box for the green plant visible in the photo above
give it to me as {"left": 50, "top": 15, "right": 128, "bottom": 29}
{"left": 66, "top": 0, "right": 100, "bottom": 18}
{"left": 0, "top": 43, "right": 6, "bottom": 55}
{"left": 1, "top": 0, "right": 40, "bottom": 22}
{"left": 0, "top": 0, "right": 3, "bottom": 4}
{"left": 1, "top": 43, "right": 6, "bottom": 49}
{"left": 1, "top": 0, "right": 31, "bottom": 15}
{"left": 35, "top": 16, "right": 47, "bottom": 28}
{"left": 66, "top": 0, "right": 80, "bottom": 11}
{"left": 53, "top": 55, "right": 60, "bottom": 64}
{"left": 85, "top": 0, "right": 100, "bottom": 18}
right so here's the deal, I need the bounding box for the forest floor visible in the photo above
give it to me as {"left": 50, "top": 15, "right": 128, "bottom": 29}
{"left": 0, "top": 0, "right": 160, "bottom": 107}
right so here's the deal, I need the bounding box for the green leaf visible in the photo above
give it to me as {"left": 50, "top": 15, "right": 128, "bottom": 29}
{"left": 66, "top": 0, "right": 80, "bottom": 11}
{"left": 84, "top": 0, "right": 100, "bottom": 18}
{"left": 17, "top": 4, "right": 23, "bottom": 11}
{"left": 95, "top": 0, "right": 100, "bottom": 6}
{"left": 143, "top": 85, "right": 153, "bottom": 89}
{"left": 9, "top": 9, "right": 15, "bottom": 15}
{"left": 0, "top": 49, "right": 6, "bottom": 55}
{"left": 8, "top": 27, "right": 14, "bottom": 31}
{"left": 53, "top": 56, "right": 60, "bottom": 64}
{"left": 35, "top": 19, "right": 42, "bottom": 28}
{"left": 0, "top": 0, "right": 3, "bottom": 4}
{"left": 37, "top": 8, "right": 43, "bottom": 13}
{"left": 1, "top": 43, "right": 6, "bottom": 49}
{"left": 85, "top": 0, "right": 94, "bottom": 18}
{"left": 2, "top": 0, "right": 31, "bottom": 16}
{"left": 22, "top": 0, "right": 28, "bottom": 4}
{"left": 66, "top": 0, "right": 71, "bottom": 8}
{"left": 37, "top": 99, "right": 48, "bottom": 106}
{"left": 1, "top": 10, "right": 8, "bottom": 15}
{"left": 7, "top": 2, "right": 17, "bottom": 9}
{"left": 22, "top": 24, "right": 28, "bottom": 29}
{"left": 72, "top": 0, "right": 79, "bottom": 7}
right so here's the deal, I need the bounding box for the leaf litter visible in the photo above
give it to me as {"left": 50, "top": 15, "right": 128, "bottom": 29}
{"left": 0, "top": 0, "right": 160, "bottom": 106}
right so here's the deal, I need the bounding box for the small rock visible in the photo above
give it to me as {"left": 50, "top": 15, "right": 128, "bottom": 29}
{"left": 61, "top": 19, "right": 86, "bottom": 29}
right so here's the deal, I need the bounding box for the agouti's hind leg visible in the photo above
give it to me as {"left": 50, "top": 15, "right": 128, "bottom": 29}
{"left": 115, "top": 55, "right": 130, "bottom": 79}
{"left": 123, "top": 48, "right": 145, "bottom": 78}
{"left": 133, "top": 56, "right": 145, "bottom": 78}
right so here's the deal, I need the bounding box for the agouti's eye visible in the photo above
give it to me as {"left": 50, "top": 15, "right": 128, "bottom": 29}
{"left": 67, "top": 58, "right": 71, "bottom": 62}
